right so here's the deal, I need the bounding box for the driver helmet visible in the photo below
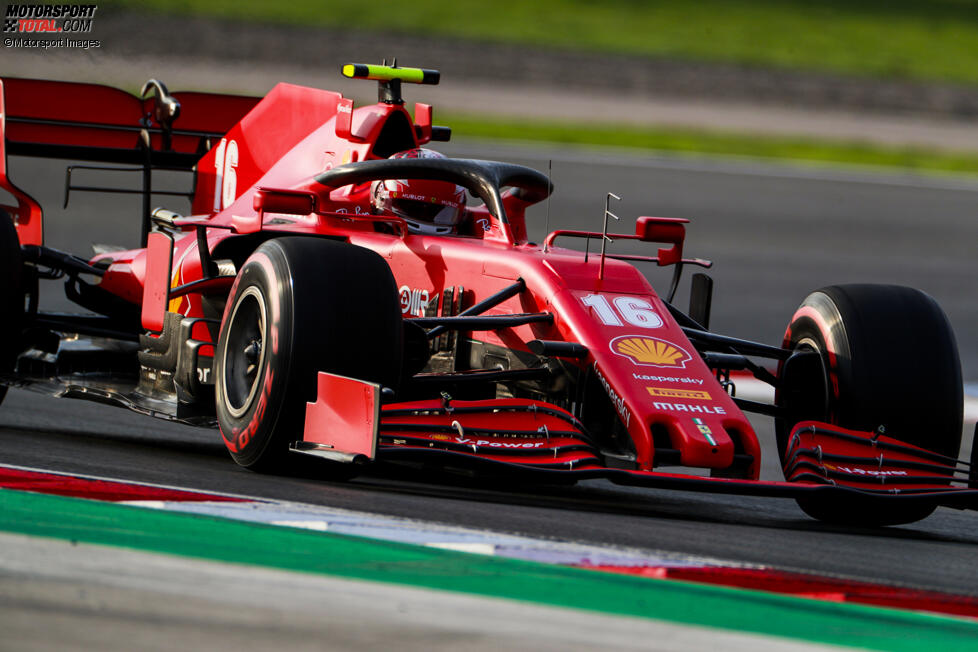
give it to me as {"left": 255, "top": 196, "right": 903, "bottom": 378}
{"left": 370, "top": 148, "right": 466, "bottom": 235}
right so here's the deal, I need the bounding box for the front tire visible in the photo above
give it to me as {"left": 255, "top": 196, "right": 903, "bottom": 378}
{"left": 214, "top": 237, "right": 402, "bottom": 471}
{"left": 777, "top": 284, "right": 962, "bottom": 526}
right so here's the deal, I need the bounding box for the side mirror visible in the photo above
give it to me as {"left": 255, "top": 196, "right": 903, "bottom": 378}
{"left": 635, "top": 216, "right": 687, "bottom": 266}
{"left": 253, "top": 188, "right": 317, "bottom": 215}
{"left": 235, "top": 188, "right": 318, "bottom": 234}
{"left": 414, "top": 102, "right": 432, "bottom": 142}
{"left": 335, "top": 97, "right": 365, "bottom": 142}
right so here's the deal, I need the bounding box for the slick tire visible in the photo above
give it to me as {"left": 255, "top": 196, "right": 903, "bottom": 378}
{"left": 214, "top": 237, "right": 403, "bottom": 472}
{"left": 0, "top": 210, "right": 23, "bottom": 407}
{"left": 776, "top": 284, "right": 962, "bottom": 526}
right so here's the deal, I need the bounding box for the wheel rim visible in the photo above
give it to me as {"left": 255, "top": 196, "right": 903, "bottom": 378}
{"left": 222, "top": 286, "right": 268, "bottom": 418}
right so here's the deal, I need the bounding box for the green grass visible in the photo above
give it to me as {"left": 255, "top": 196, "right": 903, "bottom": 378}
{"left": 443, "top": 113, "right": 978, "bottom": 175}
{"left": 105, "top": 0, "right": 978, "bottom": 85}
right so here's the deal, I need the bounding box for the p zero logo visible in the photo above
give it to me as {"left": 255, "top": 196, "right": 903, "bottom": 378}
{"left": 611, "top": 335, "right": 692, "bottom": 368}
{"left": 647, "top": 387, "right": 711, "bottom": 400}
{"left": 399, "top": 285, "right": 430, "bottom": 317}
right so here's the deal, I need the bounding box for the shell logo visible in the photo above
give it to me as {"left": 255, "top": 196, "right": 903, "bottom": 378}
{"left": 611, "top": 335, "right": 692, "bottom": 368}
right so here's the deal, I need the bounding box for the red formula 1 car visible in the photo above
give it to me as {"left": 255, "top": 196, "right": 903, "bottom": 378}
{"left": 1, "top": 64, "right": 975, "bottom": 525}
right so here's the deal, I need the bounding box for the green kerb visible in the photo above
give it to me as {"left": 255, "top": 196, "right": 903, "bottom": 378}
{"left": 2, "top": 489, "right": 976, "bottom": 651}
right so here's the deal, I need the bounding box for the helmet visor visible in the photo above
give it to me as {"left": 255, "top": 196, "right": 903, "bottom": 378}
{"left": 389, "top": 197, "right": 463, "bottom": 226}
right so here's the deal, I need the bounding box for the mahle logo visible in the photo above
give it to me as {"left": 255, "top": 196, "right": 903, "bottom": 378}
{"left": 611, "top": 335, "right": 692, "bottom": 368}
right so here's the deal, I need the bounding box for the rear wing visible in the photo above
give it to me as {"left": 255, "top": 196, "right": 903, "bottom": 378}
{"left": 0, "top": 77, "right": 259, "bottom": 245}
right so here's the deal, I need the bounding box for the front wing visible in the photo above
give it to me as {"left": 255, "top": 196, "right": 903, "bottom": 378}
{"left": 296, "top": 373, "right": 978, "bottom": 511}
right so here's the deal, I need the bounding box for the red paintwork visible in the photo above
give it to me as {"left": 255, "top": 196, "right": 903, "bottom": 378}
{"left": 544, "top": 216, "right": 687, "bottom": 266}
{"left": 0, "top": 77, "right": 258, "bottom": 246}
{"left": 253, "top": 188, "right": 318, "bottom": 215}
{"left": 378, "top": 397, "right": 601, "bottom": 467}
{"left": 784, "top": 420, "right": 962, "bottom": 491}
{"left": 0, "top": 77, "right": 257, "bottom": 154}
{"left": 3, "top": 73, "right": 973, "bottom": 501}
{"left": 141, "top": 231, "right": 173, "bottom": 332}
{"left": 304, "top": 372, "right": 380, "bottom": 458}
{"left": 0, "top": 79, "right": 43, "bottom": 245}
{"left": 51, "top": 77, "right": 913, "bottom": 479}
{"left": 190, "top": 83, "right": 344, "bottom": 216}
{"left": 169, "top": 275, "right": 236, "bottom": 299}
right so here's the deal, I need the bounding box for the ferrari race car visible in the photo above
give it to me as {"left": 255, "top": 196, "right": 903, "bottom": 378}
{"left": 1, "top": 64, "right": 975, "bottom": 526}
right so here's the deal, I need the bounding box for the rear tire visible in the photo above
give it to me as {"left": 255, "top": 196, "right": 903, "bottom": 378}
{"left": 0, "top": 210, "right": 23, "bottom": 407}
{"left": 214, "top": 237, "right": 402, "bottom": 472}
{"left": 776, "top": 284, "right": 962, "bottom": 526}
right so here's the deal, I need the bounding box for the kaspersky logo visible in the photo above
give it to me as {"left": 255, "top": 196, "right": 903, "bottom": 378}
{"left": 611, "top": 335, "right": 692, "bottom": 368}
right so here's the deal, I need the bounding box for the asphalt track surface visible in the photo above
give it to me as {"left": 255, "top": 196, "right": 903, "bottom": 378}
{"left": 2, "top": 143, "right": 978, "bottom": 599}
